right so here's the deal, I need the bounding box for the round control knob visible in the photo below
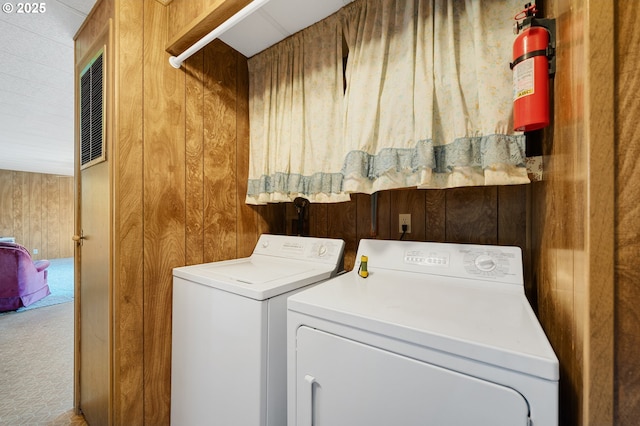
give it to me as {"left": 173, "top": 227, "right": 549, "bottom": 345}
{"left": 317, "top": 245, "right": 327, "bottom": 257}
{"left": 261, "top": 240, "right": 269, "bottom": 249}
{"left": 474, "top": 254, "right": 497, "bottom": 272}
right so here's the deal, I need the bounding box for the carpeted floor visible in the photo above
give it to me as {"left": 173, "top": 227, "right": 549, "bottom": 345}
{"left": 0, "top": 258, "right": 86, "bottom": 425}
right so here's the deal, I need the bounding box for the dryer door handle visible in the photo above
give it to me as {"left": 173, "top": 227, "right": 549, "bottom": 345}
{"left": 300, "top": 374, "right": 317, "bottom": 426}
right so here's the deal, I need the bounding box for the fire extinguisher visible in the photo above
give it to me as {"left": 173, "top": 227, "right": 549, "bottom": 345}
{"left": 510, "top": 3, "right": 556, "bottom": 132}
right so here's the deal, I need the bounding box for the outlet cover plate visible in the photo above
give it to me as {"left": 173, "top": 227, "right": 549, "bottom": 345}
{"left": 399, "top": 214, "right": 411, "bottom": 233}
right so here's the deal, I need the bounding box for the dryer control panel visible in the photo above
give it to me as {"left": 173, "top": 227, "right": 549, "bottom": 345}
{"left": 355, "top": 240, "right": 523, "bottom": 286}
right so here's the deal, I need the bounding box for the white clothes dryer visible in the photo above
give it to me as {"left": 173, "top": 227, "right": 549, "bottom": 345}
{"left": 288, "top": 239, "right": 559, "bottom": 426}
{"left": 171, "top": 234, "right": 344, "bottom": 426}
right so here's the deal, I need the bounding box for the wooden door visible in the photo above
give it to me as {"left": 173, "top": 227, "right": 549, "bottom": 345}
{"left": 75, "top": 24, "right": 112, "bottom": 425}
{"left": 76, "top": 161, "right": 110, "bottom": 426}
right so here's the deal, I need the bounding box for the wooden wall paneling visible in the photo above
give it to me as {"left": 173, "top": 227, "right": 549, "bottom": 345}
{"left": 425, "top": 189, "right": 446, "bottom": 242}
{"left": 44, "top": 175, "right": 60, "bottom": 259}
{"left": 531, "top": 0, "right": 616, "bottom": 423}
{"left": 286, "top": 203, "right": 297, "bottom": 235}
{"left": 536, "top": 175, "right": 566, "bottom": 421}
{"left": 142, "top": 0, "right": 186, "bottom": 423}
{"left": 74, "top": 0, "right": 113, "bottom": 62}
{"left": 165, "top": 0, "right": 252, "bottom": 56}
{"left": 253, "top": 203, "right": 286, "bottom": 236}
{"left": 308, "top": 204, "right": 329, "bottom": 237}
{"left": 327, "top": 200, "right": 357, "bottom": 271}
{"left": 307, "top": 203, "right": 328, "bottom": 237}
{"left": 167, "top": 0, "right": 206, "bottom": 41}
{"left": 235, "top": 50, "right": 261, "bottom": 257}
{"left": 16, "top": 171, "right": 26, "bottom": 247}
{"left": 167, "top": 0, "right": 252, "bottom": 39}
{"left": 184, "top": 50, "right": 205, "bottom": 266}
{"left": 585, "top": 0, "right": 615, "bottom": 422}
{"left": 112, "top": 0, "right": 144, "bottom": 421}
{"left": 11, "top": 171, "right": 22, "bottom": 243}
{"left": 358, "top": 190, "right": 415, "bottom": 243}
{"left": 13, "top": 172, "right": 28, "bottom": 250}
{"left": 255, "top": 210, "right": 286, "bottom": 240}
{"left": 534, "top": 165, "right": 562, "bottom": 419}
{"left": 559, "top": 109, "right": 584, "bottom": 426}
{"left": 0, "top": 170, "right": 12, "bottom": 236}
{"left": 0, "top": 171, "right": 73, "bottom": 258}
{"left": 497, "top": 186, "right": 527, "bottom": 248}
{"left": 445, "top": 187, "right": 497, "bottom": 245}
{"left": 203, "top": 41, "right": 237, "bottom": 263}
{"left": 28, "top": 173, "right": 42, "bottom": 259}
{"left": 355, "top": 194, "right": 373, "bottom": 240}
{"left": 60, "top": 176, "right": 75, "bottom": 258}
{"left": 497, "top": 185, "right": 529, "bottom": 297}
{"left": 374, "top": 190, "right": 392, "bottom": 240}
{"left": 53, "top": 177, "right": 66, "bottom": 257}
{"left": 537, "top": 1, "right": 587, "bottom": 419}
{"left": 615, "top": 0, "right": 640, "bottom": 422}
{"left": 389, "top": 189, "right": 426, "bottom": 241}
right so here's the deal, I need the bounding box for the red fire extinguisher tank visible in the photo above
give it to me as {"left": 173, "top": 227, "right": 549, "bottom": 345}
{"left": 512, "top": 26, "right": 550, "bottom": 132}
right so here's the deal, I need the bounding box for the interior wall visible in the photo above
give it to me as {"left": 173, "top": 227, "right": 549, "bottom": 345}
{"left": 614, "top": 1, "right": 640, "bottom": 423}
{"left": 532, "top": 0, "right": 616, "bottom": 424}
{"left": 0, "top": 169, "right": 74, "bottom": 260}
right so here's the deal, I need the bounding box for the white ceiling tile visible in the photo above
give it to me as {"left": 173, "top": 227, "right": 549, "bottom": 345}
{"left": 219, "top": 0, "right": 354, "bottom": 57}
{"left": 262, "top": 0, "right": 349, "bottom": 34}
{"left": 0, "top": 0, "right": 86, "bottom": 176}
{"left": 219, "top": 11, "right": 291, "bottom": 57}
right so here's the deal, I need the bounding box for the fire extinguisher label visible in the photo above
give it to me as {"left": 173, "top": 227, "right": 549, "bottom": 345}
{"left": 513, "top": 57, "right": 535, "bottom": 100}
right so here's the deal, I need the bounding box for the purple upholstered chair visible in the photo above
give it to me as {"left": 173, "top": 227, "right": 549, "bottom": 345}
{"left": 0, "top": 242, "right": 51, "bottom": 312}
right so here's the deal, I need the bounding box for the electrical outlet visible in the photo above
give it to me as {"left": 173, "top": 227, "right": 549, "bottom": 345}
{"left": 399, "top": 214, "right": 411, "bottom": 233}
{"left": 33, "top": 248, "right": 38, "bottom": 254}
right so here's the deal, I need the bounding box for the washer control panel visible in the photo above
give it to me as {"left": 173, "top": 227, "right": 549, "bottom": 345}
{"left": 253, "top": 234, "right": 345, "bottom": 266}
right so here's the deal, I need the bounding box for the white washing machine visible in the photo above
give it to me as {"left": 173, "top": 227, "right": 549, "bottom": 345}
{"left": 288, "top": 239, "right": 559, "bottom": 426}
{"left": 171, "top": 234, "right": 345, "bottom": 426}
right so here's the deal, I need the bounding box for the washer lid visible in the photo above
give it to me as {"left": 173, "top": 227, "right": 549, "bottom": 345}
{"left": 174, "top": 235, "right": 345, "bottom": 300}
{"left": 174, "top": 257, "right": 338, "bottom": 301}
{"left": 288, "top": 270, "right": 559, "bottom": 381}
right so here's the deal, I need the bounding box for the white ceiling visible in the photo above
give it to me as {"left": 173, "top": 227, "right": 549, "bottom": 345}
{"left": 0, "top": 0, "right": 351, "bottom": 177}
{"left": 0, "top": 0, "right": 97, "bottom": 176}
{"left": 219, "top": 0, "right": 354, "bottom": 57}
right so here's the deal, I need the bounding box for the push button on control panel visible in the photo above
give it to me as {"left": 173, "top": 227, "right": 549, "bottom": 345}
{"left": 404, "top": 250, "right": 450, "bottom": 267}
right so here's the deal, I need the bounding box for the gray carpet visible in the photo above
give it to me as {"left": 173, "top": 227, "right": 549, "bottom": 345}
{"left": 0, "top": 301, "right": 86, "bottom": 425}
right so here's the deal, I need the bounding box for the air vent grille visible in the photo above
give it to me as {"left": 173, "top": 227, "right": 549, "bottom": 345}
{"left": 80, "top": 51, "right": 105, "bottom": 168}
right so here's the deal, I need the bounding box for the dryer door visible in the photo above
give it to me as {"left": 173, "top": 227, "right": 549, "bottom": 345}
{"left": 295, "top": 326, "right": 530, "bottom": 426}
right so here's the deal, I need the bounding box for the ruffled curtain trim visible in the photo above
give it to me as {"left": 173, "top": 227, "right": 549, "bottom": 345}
{"left": 341, "top": 134, "right": 528, "bottom": 194}
{"left": 246, "top": 134, "right": 529, "bottom": 204}
{"left": 246, "top": 172, "right": 350, "bottom": 204}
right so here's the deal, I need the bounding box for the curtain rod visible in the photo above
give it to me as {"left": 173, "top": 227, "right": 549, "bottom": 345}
{"left": 169, "top": 0, "right": 271, "bottom": 69}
